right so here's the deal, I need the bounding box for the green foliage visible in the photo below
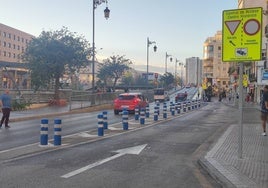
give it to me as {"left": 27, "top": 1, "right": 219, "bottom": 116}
{"left": 160, "top": 72, "right": 175, "bottom": 89}
{"left": 97, "top": 55, "right": 132, "bottom": 90}
{"left": 12, "top": 99, "right": 31, "bottom": 111}
{"left": 22, "top": 27, "right": 91, "bottom": 99}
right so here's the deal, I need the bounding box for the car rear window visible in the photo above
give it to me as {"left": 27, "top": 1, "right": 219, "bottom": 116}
{"left": 118, "top": 95, "right": 135, "bottom": 100}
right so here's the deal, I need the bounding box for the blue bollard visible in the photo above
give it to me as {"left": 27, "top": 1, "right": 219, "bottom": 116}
{"left": 140, "top": 108, "right": 145, "bottom": 125}
{"left": 188, "top": 102, "right": 191, "bottom": 111}
{"left": 40, "top": 119, "right": 49, "bottom": 146}
{"left": 183, "top": 103, "right": 187, "bottom": 112}
{"left": 163, "top": 104, "right": 167, "bottom": 119}
{"left": 171, "top": 103, "right": 175, "bottom": 116}
{"left": 146, "top": 104, "right": 150, "bottom": 118}
{"left": 134, "top": 106, "right": 139, "bottom": 120}
{"left": 54, "top": 119, "right": 62, "bottom": 146}
{"left": 170, "top": 101, "right": 173, "bottom": 112}
{"left": 122, "top": 110, "right": 129, "bottom": 130}
{"left": 156, "top": 101, "right": 160, "bottom": 115}
{"left": 103, "top": 111, "right": 108, "bottom": 129}
{"left": 97, "top": 114, "right": 104, "bottom": 136}
{"left": 154, "top": 106, "right": 158, "bottom": 121}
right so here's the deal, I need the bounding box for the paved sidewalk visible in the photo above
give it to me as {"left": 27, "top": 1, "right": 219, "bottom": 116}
{"left": 200, "top": 101, "right": 268, "bottom": 188}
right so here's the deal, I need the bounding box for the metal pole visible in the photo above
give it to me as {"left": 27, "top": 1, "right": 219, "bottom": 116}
{"left": 165, "top": 52, "right": 167, "bottom": 73}
{"left": 92, "top": 0, "right": 95, "bottom": 94}
{"left": 146, "top": 37, "right": 149, "bottom": 88}
{"left": 238, "top": 62, "right": 243, "bottom": 159}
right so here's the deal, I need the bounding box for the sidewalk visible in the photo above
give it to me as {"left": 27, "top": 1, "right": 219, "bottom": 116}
{"left": 200, "top": 101, "right": 268, "bottom": 188}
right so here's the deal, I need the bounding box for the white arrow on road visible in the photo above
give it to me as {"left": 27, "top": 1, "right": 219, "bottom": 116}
{"left": 61, "top": 144, "right": 147, "bottom": 178}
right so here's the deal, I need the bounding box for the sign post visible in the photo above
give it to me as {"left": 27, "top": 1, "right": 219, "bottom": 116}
{"left": 222, "top": 7, "right": 262, "bottom": 158}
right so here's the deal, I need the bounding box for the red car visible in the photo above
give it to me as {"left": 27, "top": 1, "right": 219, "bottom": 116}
{"left": 113, "top": 93, "right": 148, "bottom": 114}
{"left": 175, "top": 92, "right": 188, "bottom": 102}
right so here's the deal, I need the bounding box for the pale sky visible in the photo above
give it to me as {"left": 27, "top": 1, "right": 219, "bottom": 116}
{"left": 0, "top": 0, "right": 237, "bottom": 74}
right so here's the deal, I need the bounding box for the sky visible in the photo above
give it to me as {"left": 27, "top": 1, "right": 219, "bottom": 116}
{"left": 0, "top": 0, "right": 237, "bottom": 74}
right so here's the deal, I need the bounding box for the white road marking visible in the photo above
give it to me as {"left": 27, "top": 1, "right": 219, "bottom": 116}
{"left": 61, "top": 144, "right": 147, "bottom": 178}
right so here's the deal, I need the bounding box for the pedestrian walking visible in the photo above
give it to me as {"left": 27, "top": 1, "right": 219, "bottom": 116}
{"left": 0, "top": 89, "right": 12, "bottom": 128}
{"left": 260, "top": 85, "right": 268, "bottom": 136}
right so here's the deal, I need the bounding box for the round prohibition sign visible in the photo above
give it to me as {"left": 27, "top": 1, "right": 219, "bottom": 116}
{"left": 243, "top": 19, "right": 260, "bottom": 36}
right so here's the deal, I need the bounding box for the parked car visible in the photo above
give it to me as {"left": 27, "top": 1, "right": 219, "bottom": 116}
{"left": 113, "top": 92, "right": 148, "bottom": 115}
{"left": 175, "top": 92, "right": 188, "bottom": 102}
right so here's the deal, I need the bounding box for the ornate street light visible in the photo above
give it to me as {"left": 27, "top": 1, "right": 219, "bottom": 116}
{"left": 165, "top": 52, "right": 172, "bottom": 73}
{"left": 146, "top": 37, "right": 157, "bottom": 87}
{"left": 174, "top": 58, "right": 179, "bottom": 90}
{"left": 92, "top": 0, "right": 110, "bottom": 93}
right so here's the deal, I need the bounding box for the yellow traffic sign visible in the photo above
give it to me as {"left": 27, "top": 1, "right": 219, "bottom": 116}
{"left": 222, "top": 7, "right": 262, "bottom": 62}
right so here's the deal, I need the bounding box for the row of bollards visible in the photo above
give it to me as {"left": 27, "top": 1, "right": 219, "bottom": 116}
{"left": 40, "top": 100, "right": 202, "bottom": 143}
{"left": 40, "top": 118, "right": 62, "bottom": 146}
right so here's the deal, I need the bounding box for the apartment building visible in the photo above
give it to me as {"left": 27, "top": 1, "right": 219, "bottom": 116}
{"left": 203, "top": 31, "right": 230, "bottom": 91}
{"left": 185, "top": 57, "right": 202, "bottom": 86}
{"left": 0, "top": 23, "right": 34, "bottom": 89}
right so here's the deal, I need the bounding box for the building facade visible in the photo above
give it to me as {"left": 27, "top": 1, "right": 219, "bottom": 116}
{"left": 202, "top": 31, "right": 231, "bottom": 91}
{"left": 185, "top": 57, "right": 202, "bottom": 86}
{"left": 0, "top": 23, "right": 34, "bottom": 89}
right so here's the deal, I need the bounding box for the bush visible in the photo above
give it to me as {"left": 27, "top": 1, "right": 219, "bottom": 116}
{"left": 12, "top": 99, "right": 31, "bottom": 111}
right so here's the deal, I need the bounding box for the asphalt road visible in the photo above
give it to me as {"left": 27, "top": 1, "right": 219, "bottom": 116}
{"left": 0, "top": 100, "right": 238, "bottom": 188}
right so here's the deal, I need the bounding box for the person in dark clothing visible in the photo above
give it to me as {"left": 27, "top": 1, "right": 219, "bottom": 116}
{"left": 0, "top": 89, "right": 12, "bottom": 128}
{"left": 260, "top": 85, "right": 268, "bottom": 136}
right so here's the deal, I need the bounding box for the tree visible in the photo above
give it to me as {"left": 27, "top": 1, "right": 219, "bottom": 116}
{"left": 97, "top": 55, "right": 132, "bottom": 91}
{"left": 22, "top": 27, "right": 90, "bottom": 100}
{"left": 160, "top": 72, "right": 175, "bottom": 89}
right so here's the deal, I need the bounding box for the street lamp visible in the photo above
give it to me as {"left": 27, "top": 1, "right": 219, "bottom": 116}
{"left": 179, "top": 62, "right": 184, "bottom": 87}
{"left": 174, "top": 58, "right": 179, "bottom": 90}
{"left": 165, "top": 52, "right": 172, "bottom": 73}
{"left": 92, "top": 0, "right": 110, "bottom": 93}
{"left": 146, "top": 37, "right": 157, "bottom": 87}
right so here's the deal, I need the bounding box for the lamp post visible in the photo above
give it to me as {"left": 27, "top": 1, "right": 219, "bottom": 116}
{"left": 179, "top": 62, "right": 184, "bottom": 88}
{"left": 92, "top": 0, "right": 110, "bottom": 93}
{"left": 174, "top": 58, "right": 179, "bottom": 90}
{"left": 146, "top": 37, "right": 157, "bottom": 88}
{"left": 165, "top": 52, "right": 172, "bottom": 73}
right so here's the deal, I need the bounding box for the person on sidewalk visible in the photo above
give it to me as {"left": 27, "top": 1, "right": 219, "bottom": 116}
{"left": 0, "top": 89, "right": 12, "bottom": 128}
{"left": 260, "top": 85, "right": 268, "bottom": 136}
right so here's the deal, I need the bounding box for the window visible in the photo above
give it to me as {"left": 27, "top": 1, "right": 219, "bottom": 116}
{"left": 13, "top": 53, "right": 16, "bottom": 58}
{"left": 8, "top": 43, "right": 11, "bottom": 48}
{"left": 22, "top": 38, "right": 24, "bottom": 43}
{"left": 22, "top": 47, "right": 24, "bottom": 52}
{"left": 3, "top": 41, "right": 6, "bottom": 47}
{"left": 8, "top": 33, "right": 11, "bottom": 38}
{"left": 17, "top": 36, "right": 20, "bottom": 41}
{"left": 17, "top": 45, "right": 20, "bottom": 50}
{"left": 13, "top": 44, "right": 15, "bottom": 49}
{"left": 8, "top": 52, "right": 11, "bottom": 57}
{"left": 3, "top": 32, "right": 6, "bottom": 37}
{"left": 3, "top": 51, "right": 6, "bottom": 56}
{"left": 13, "top": 35, "right": 16, "bottom": 40}
{"left": 218, "top": 46, "right": 221, "bottom": 50}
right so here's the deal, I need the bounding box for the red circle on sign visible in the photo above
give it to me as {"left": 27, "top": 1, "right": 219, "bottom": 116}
{"left": 243, "top": 19, "right": 260, "bottom": 36}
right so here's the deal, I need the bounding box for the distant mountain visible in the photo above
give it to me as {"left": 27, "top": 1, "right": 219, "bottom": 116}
{"left": 133, "top": 64, "right": 165, "bottom": 74}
